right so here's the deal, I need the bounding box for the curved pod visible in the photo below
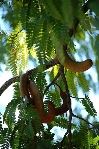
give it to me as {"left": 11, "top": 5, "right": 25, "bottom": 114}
{"left": 29, "top": 81, "right": 44, "bottom": 115}
{"left": 41, "top": 101, "right": 56, "bottom": 123}
{"left": 56, "top": 45, "right": 93, "bottom": 72}
{"left": 55, "top": 91, "right": 69, "bottom": 116}
{"left": 20, "top": 73, "right": 29, "bottom": 98}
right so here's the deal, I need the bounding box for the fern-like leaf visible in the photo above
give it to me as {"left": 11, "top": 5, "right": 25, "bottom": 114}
{"left": 81, "top": 94, "right": 97, "bottom": 117}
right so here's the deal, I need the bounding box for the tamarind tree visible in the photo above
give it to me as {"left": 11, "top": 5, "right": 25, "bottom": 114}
{"left": 0, "top": 0, "right": 99, "bottom": 148}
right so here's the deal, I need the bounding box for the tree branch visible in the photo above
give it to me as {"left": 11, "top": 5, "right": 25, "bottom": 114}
{"left": 0, "top": 57, "right": 59, "bottom": 96}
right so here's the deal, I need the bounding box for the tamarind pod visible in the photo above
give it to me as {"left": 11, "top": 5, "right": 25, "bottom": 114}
{"left": 29, "top": 82, "right": 55, "bottom": 123}
{"left": 29, "top": 81, "right": 44, "bottom": 114}
{"left": 47, "top": 101, "right": 56, "bottom": 116}
{"left": 41, "top": 101, "right": 56, "bottom": 123}
{"left": 20, "top": 73, "right": 29, "bottom": 98}
{"left": 55, "top": 91, "right": 69, "bottom": 116}
{"left": 56, "top": 45, "right": 93, "bottom": 72}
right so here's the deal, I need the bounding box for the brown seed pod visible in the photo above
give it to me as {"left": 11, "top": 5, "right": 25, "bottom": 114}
{"left": 56, "top": 45, "right": 93, "bottom": 72}
{"left": 29, "top": 81, "right": 56, "bottom": 123}
{"left": 55, "top": 91, "right": 69, "bottom": 116}
{"left": 41, "top": 101, "right": 56, "bottom": 123}
{"left": 20, "top": 73, "right": 29, "bottom": 98}
{"left": 29, "top": 81, "right": 44, "bottom": 115}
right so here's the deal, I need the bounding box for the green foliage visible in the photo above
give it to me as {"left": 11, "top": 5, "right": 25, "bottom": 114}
{"left": 6, "top": 23, "right": 29, "bottom": 75}
{"left": 66, "top": 70, "right": 78, "bottom": 96}
{"left": 77, "top": 73, "right": 90, "bottom": 93}
{"left": 72, "top": 124, "right": 90, "bottom": 148}
{"left": 53, "top": 116, "right": 69, "bottom": 129}
{"left": 0, "top": 0, "right": 99, "bottom": 148}
{"left": 3, "top": 83, "right": 20, "bottom": 128}
{"left": 81, "top": 94, "right": 97, "bottom": 117}
{"left": 0, "top": 31, "right": 8, "bottom": 69}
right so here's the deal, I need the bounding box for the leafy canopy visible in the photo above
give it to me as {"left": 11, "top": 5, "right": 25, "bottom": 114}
{"left": 0, "top": 0, "right": 99, "bottom": 148}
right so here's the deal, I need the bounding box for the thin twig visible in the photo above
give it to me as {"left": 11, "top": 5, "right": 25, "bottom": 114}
{"left": 72, "top": 113, "right": 95, "bottom": 127}
{"left": 43, "top": 71, "right": 60, "bottom": 95}
{"left": 88, "top": 124, "right": 99, "bottom": 131}
{"left": 60, "top": 130, "right": 68, "bottom": 149}
{"left": 59, "top": 66, "right": 72, "bottom": 149}
{"left": 71, "top": 96, "right": 84, "bottom": 100}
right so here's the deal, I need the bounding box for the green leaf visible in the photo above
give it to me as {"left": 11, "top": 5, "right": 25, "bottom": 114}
{"left": 24, "top": 122, "right": 34, "bottom": 138}
{"left": 89, "top": 1, "right": 99, "bottom": 16}
{"left": 81, "top": 94, "right": 97, "bottom": 117}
